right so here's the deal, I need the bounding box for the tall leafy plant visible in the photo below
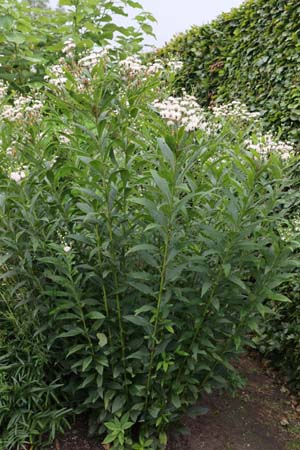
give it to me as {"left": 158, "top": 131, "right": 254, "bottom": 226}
{"left": 0, "top": 53, "right": 293, "bottom": 449}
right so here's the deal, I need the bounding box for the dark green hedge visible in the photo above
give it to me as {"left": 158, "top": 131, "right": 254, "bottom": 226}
{"left": 157, "top": 0, "right": 300, "bottom": 141}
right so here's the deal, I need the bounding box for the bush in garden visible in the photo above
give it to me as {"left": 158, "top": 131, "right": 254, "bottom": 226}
{"left": 257, "top": 164, "right": 300, "bottom": 391}
{"left": 156, "top": 0, "right": 300, "bottom": 142}
{"left": 0, "top": 35, "right": 296, "bottom": 449}
{"left": 0, "top": 0, "right": 298, "bottom": 447}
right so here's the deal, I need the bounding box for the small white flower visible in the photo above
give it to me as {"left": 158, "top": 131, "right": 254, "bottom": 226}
{"left": 63, "top": 245, "right": 72, "bottom": 253}
{"left": 62, "top": 38, "right": 76, "bottom": 58}
{"left": 9, "top": 170, "right": 26, "bottom": 182}
{"left": 245, "top": 132, "right": 294, "bottom": 159}
{"left": 0, "top": 80, "right": 8, "bottom": 99}
{"left": 168, "top": 60, "right": 183, "bottom": 72}
{"left": 152, "top": 93, "right": 210, "bottom": 133}
{"left": 78, "top": 47, "right": 108, "bottom": 70}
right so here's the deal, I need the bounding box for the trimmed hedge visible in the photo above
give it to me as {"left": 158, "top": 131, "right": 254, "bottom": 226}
{"left": 156, "top": 0, "right": 300, "bottom": 141}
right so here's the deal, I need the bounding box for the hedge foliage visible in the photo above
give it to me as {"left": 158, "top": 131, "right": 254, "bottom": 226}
{"left": 156, "top": 0, "right": 300, "bottom": 141}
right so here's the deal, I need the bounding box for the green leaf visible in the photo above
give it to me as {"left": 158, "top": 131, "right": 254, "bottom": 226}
{"left": 228, "top": 275, "right": 247, "bottom": 290}
{"left": 58, "top": 328, "right": 84, "bottom": 338}
{"left": 76, "top": 202, "right": 94, "bottom": 214}
{"left": 82, "top": 356, "right": 93, "bottom": 371}
{"left": 87, "top": 311, "right": 105, "bottom": 320}
{"left": 58, "top": 0, "right": 73, "bottom": 5}
{"left": 123, "top": 315, "right": 151, "bottom": 328}
{"left": 158, "top": 138, "right": 175, "bottom": 170}
{"left": 201, "top": 281, "right": 212, "bottom": 297}
{"left": 222, "top": 263, "right": 231, "bottom": 278}
{"left": 102, "top": 434, "right": 117, "bottom": 444}
{"left": 151, "top": 170, "right": 171, "bottom": 202}
{"left": 97, "top": 333, "right": 108, "bottom": 347}
{"left": 211, "top": 297, "right": 220, "bottom": 311}
{"left": 266, "top": 291, "right": 291, "bottom": 303}
{"left": 126, "top": 244, "right": 157, "bottom": 256}
{"left": 128, "top": 281, "right": 154, "bottom": 296}
{"left": 111, "top": 395, "right": 126, "bottom": 414}
{"left": 159, "top": 432, "right": 167, "bottom": 446}
{"left": 0, "top": 14, "right": 13, "bottom": 30}
{"left": 127, "top": 0, "right": 143, "bottom": 8}
{"left": 171, "top": 393, "right": 181, "bottom": 408}
{"left": 5, "top": 32, "right": 25, "bottom": 44}
{"left": 149, "top": 405, "right": 160, "bottom": 418}
{"left": 66, "top": 344, "right": 86, "bottom": 358}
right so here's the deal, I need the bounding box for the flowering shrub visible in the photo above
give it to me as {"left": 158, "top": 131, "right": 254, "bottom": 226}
{"left": 0, "top": 1, "right": 297, "bottom": 450}
{"left": 152, "top": 94, "right": 210, "bottom": 132}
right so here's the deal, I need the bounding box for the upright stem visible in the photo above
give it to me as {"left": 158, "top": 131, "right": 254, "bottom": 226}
{"left": 145, "top": 228, "right": 171, "bottom": 410}
{"left": 107, "top": 211, "right": 128, "bottom": 395}
{"left": 144, "top": 154, "right": 177, "bottom": 410}
{"left": 96, "top": 225, "right": 112, "bottom": 346}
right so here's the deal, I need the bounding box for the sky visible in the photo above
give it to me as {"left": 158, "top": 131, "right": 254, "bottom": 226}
{"left": 138, "top": 0, "right": 245, "bottom": 47}
{"left": 49, "top": 0, "right": 245, "bottom": 48}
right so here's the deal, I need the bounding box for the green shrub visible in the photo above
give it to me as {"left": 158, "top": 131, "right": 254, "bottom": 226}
{"left": 0, "top": 0, "right": 297, "bottom": 447}
{"left": 257, "top": 167, "right": 300, "bottom": 391}
{"left": 0, "top": 46, "right": 294, "bottom": 449}
{"left": 156, "top": 0, "right": 300, "bottom": 141}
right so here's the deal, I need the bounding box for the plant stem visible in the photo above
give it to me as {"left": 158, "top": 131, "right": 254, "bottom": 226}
{"left": 107, "top": 211, "right": 128, "bottom": 395}
{"left": 96, "top": 226, "right": 112, "bottom": 346}
{"left": 144, "top": 228, "right": 171, "bottom": 411}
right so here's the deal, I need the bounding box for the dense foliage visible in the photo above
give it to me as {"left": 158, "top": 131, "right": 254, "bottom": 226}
{"left": 0, "top": 1, "right": 298, "bottom": 449}
{"left": 0, "top": 0, "right": 155, "bottom": 90}
{"left": 156, "top": 0, "right": 300, "bottom": 142}
{"left": 257, "top": 168, "right": 300, "bottom": 391}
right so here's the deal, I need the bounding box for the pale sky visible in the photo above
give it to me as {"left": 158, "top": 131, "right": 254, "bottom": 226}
{"left": 139, "top": 0, "right": 245, "bottom": 47}
{"left": 49, "top": 0, "right": 245, "bottom": 48}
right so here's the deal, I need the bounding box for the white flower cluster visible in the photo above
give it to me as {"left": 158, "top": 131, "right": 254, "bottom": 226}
{"left": 152, "top": 94, "right": 210, "bottom": 132}
{"left": 9, "top": 170, "right": 26, "bottom": 183}
{"left": 244, "top": 132, "right": 294, "bottom": 160}
{"left": 167, "top": 60, "right": 184, "bottom": 72}
{"left": 119, "top": 56, "right": 144, "bottom": 77}
{"left": 146, "top": 60, "right": 165, "bottom": 75}
{"left": 78, "top": 47, "right": 108, "bottom": 70}
{"left": 79, "top": 26, "right": 87, "bottom": 35}
{"left": 0, "top": 80, "right": 8, "bottom": 100}
{"left": 45, "top": 64, "right": 67, "bottom": 88}
{"left": 211, "top": 101, "right": 261, "bottom": 122}
{"left": 57, "top": 229, "right": 72, "bottom": 253}
{"left": 2, "top": 95, "right": 43, "bottom": 123}
{"left": 62, "top": 38, "right": 76, "bottom": 58}
{"left": 279, "top": 215, "right": 300, "bottom": 242}
{"left": 6, "top": 139, "right": 17, "bottom": 157}
{"left": 119, "top": 56, "right": 165, "bottom": 79}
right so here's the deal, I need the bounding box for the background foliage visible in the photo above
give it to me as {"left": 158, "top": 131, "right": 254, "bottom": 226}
{"left": 156, "top": 0, "right": 300, "bottom": 142}
{"left": 257, "top": 161, "right": 300, "bottom": 391}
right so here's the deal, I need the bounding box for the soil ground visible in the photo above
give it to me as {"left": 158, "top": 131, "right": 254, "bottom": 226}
{"left": 49, "top": 353, "right": 300, "bottom": 450}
